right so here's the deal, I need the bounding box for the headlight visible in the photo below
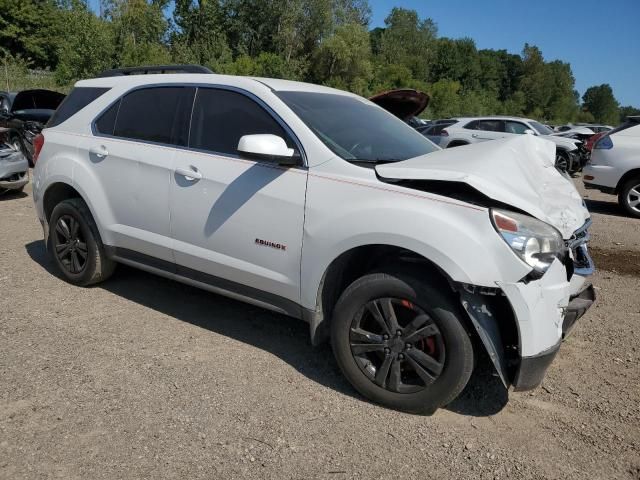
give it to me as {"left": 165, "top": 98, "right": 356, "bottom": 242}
{"left": 490, "top": 209, "right": 565, "bottom": 275}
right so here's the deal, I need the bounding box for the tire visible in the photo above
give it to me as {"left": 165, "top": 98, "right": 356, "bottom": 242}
{"left": 555, "top": 150, "right": 570, "bottom": 173}
{"left": 331, "top": 271, "right": 474, "bottom": 414}
{"left": 618, "top": 176, "right": 640, "bottom": 219}
{"left": 48, "top": 198, "right": 116, "bottom": 286}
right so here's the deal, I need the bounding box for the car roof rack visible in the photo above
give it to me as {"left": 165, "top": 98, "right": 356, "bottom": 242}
{"left": 97, "top": 65, "right": 213, "bottom": 78}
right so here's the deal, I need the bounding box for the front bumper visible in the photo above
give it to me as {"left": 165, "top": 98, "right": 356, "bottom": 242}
{"left": 0, "top": 146, "right": 29, "bottom": 190}
{"left": 512, "top": 282, "right": 595, "bottom": 391}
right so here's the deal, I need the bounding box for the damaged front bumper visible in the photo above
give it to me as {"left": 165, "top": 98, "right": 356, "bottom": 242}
{"left": 0, "top": 145, "right": 29, "bottom": 190}
{"left": 461, "top": 222, "right": 595, "bottom": 391}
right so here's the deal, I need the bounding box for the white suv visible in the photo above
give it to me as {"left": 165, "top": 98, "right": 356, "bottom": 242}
{"left": 440, "top": 116, "right": 585, "bottom": 173}
{"left": 31, "top": 67, "right": 595, "bottom": 413}
{"left": 583, "top": 117, "right": 640, "bottom": 218}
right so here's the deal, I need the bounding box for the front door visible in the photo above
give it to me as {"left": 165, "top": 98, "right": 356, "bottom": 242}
{"left": 169, "top": 87, "right": 307, "bottom": 309}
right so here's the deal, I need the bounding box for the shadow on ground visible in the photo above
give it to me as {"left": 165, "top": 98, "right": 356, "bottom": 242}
{"left": 584, "top": 198, "right": 628, "bottom": 218}
{"left": 25, "top": 239, "right": 508, "bottom": 417}
{"left": 0, "top": 190, "right": 28, "bottom": 201}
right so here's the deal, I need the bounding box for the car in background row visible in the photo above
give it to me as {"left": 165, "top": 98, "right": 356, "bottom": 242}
{"left": 0, "top": 143, "right": 29, "bottom": 194}
{"left": 0, "top": 89, "right": 66, "bottom": 167}
{"left": 555, "top": 124, "right": 613, "bottom": 134}
{"left": 438, "top": 116, "right": 586, "bottom": 173}
{"left": 583, "top": 116, "right": 640, "bottom": 218}
{"left": 369, "top": 89, "right": 430, "bottom": 130}
{"left": 417, "top": 120, "right": 456, "bottom": 146}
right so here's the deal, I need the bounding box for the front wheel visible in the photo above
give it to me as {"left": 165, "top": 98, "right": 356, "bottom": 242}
{"left": 555, "top": 150, "right": 570, "bottom": 173}
{"left": 619, "top": 177, "right": 640, "bottom": 219}
{"left": 331, "top": 272, "right": 474, "bottom": 414}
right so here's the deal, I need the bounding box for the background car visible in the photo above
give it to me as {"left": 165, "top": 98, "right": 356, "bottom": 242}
{"left": 0, "top": 89, "right": 66, "bottom": 167}
{"left": 0, "top": 143, "right": 29, "bottom": 194}
{"left": 417, "top": 120, "right": 456, "bottom": 146}
{"left": 583, "top": 116, "right": 640, "bottom": 218}
{"left": 439, "top": 116, "right": 586, "bottom": 173}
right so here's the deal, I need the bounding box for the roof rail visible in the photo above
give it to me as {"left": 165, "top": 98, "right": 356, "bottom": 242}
{"left": 97, "top": 64, "right": 213, "bottom": 78}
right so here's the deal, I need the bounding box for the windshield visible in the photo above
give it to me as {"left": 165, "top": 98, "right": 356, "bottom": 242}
{"left": 276, "top": 91, "right": 438, "bottom": 163}
{"left": 530, "top": 121, "right": 554, "bottom": 136}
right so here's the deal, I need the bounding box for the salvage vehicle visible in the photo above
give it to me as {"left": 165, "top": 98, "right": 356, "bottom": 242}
{"left": 31, "top": 67, "right": 595, "bottom": 413}
{"left": 0, "top": 89, "right": 66, "bottom": 167}
{"left": 439, "top": 116, "right": 587, "bottom": 173}
{"left": 583, "top": 116, "right": 640, "bottom": 218}
{"left": 369, "top": 89, "right": 430, "bottom": 129}
{"left": 0, "top": 143, "right": 29, "bottom": 194}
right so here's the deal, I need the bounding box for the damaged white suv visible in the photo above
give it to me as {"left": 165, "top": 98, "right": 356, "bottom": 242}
{"left": 31, "top": 68, "right": 595, "bottom": 413}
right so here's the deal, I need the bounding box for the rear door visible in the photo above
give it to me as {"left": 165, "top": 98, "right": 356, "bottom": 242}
{"left": 169, "top": 87, "right": 307, "bottom": 309}
{"left": 472, "top": 119, "right": 506, "bottom": 141}
{"left": 79, "top": 86, "right": 195, "bottom": 263}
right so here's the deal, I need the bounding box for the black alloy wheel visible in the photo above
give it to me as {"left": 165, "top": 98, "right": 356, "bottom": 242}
{"left": 350, "top": 298, "right": 445, "bottom": 393}
{"left": 52, "top": 214, "right": 89, "bottom": 274}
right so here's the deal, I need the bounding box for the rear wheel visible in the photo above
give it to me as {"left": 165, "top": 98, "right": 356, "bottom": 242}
{"left": 48, "top": 198, "right": 115, "bottom": 285}
{"left": 331, "top": 271, "right": 474, "bottom": 414}
{"left": 619, "top": 177, "right": 640, "bottom": 219}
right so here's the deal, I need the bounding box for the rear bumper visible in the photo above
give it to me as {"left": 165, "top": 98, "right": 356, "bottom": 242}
{"left": 512, "top": 282, "right": 595, "bottom": 391}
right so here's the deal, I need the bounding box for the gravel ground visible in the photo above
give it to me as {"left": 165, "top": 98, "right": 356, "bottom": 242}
{"left": 1, "top": 178, "right": 639, "bottom": 480}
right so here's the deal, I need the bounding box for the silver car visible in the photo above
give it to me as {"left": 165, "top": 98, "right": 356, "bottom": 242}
{"left": 0, "top": 143, "right": 28, "bottom": 194}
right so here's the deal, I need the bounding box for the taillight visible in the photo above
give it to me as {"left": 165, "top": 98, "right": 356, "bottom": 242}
{"left": 441, "top": 129, "right": 449, "bottom": 137}
{"left": 594, "top": 135, "right": 613, "bottom": 150}
{"left": 32, "top": 133, "right": 44, "bottom": 164}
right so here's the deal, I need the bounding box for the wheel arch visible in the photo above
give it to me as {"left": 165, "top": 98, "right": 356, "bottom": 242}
{"left": 446, "top": 140, "right": 469, "bottom": 148}
{"left": 615, "top": 168, "right": 640, "bottom": 194}
{"left": 308, "top": 243, "right": 460, "bottom": 346}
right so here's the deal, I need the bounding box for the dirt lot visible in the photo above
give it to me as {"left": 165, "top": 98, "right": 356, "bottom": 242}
{"left": 1, "top": 178, "right": 639, "bottom": 480}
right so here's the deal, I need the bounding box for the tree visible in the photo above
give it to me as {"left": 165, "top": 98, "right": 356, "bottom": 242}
{"left": 582, "top": 84, "right": 619, "bottom": 125}
{"left": 376, "top": 8, "right": 437, "bottom": 82}
{"left": 619, "top": 105, "right": 640, "bottom": 124}
{"left": 312, "top": 23, "right": 372, "bottom": 95}
{"left": 0, "top": 0, "right": 66, "bottom": 69}
{"left": 55, "top": 4, "right": 115, "bottom": 84}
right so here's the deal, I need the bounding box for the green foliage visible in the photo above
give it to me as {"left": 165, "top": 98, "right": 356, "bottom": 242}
{"left": 312, "top": 23, "right": 372, "bottom": 95}
{"left": 619, "top": 105, "right": 640, "bottom": 123}
{"left": 0, "top": 1, "right": 634, "bottom": 123}
{"left": 55, "top": 4, "right": 115, "bottom": 85}
{"left": 582, "top": 84, "right": 620, "bottom": 125}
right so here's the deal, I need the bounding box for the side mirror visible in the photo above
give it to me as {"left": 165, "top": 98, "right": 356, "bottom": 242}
{"left": 524, "top": 129, "right": 536, "bottom": 135}
{"left": 237, "top": 134, "right": 300, "bottom": 166}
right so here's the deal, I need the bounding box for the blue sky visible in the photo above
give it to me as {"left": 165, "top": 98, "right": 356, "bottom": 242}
{"left": 88, "top": 0, "right": 639, "bottom": 106}
{"left": 370, "top": 0, "right": 640, "bottom": 106}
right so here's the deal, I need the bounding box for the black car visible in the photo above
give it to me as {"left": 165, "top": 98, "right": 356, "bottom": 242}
{"left": 0, "top": 89, "right": 66, "bottom": 166}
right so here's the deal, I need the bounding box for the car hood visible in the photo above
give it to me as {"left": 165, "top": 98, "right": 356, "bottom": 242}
{"left": 11, "top": 89, "right": 65, "bottom": 112}
{"left": 375, "top": 135, "right": 589, "bottom": 238}
{"left": 369, "top": 89, "right": 429, "bottom": 121}
{"left": 551, "top": 127, "right": 594, "bottom": 137}
{"left": 540, "top": 134, "right": 581, "bottom": 149}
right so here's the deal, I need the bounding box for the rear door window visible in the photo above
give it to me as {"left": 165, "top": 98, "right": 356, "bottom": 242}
{"left": 477, "top": 120, "right": 504, "bottom": 132}
{"left": 189, "top": 88, "right": 293, "bottom": 155}
{"left": 48, "top": 87, "right": 108, "bottom": 128}
{"left": 111, "top": 87, "right": 196, "bottom": 146}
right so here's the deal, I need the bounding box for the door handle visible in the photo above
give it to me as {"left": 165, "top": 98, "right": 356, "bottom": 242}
{"left": 471, "top": 134, "right": 479, "bottom": 138}
{"left": 175, "top": 166, "right": 202, "bottom": 181}
{"left": 89, "top": 145, "right": 108, "bottom": 158}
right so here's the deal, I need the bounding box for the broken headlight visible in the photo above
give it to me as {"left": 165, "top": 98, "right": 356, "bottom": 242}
{"left": 491, "top": 209, "right": 564, "bottom": 275}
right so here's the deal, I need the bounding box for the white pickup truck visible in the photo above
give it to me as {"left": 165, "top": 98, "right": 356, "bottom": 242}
{"left": 31, "top": 68, "right": 594, "bottom": 413}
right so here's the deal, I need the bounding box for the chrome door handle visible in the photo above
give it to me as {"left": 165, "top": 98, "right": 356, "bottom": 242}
{"left": 89, "top": 145, "right": 108, "bottom": 158}
{"left": 471, "top": 134, "right": 479, "bottom": 138}
{"left": 175, "top": 166, "right": 202, "bottom": 181}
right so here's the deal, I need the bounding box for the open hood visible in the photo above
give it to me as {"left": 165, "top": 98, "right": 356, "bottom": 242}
{"left": 541, "top": 134, "right": 581, "bottom": 150}
{"left": 11, "top": 89, "right": 65, "bottom": 113}
{"left": 369, "top": 89, "right": 429, "bottom": 121}
{"left": 375, "top": 135, "right": 589, "bottom": 238}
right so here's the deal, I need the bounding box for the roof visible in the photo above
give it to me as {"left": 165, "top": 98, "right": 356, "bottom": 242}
{"left": 75, "top": 73, "right": 353, "bottom": 97}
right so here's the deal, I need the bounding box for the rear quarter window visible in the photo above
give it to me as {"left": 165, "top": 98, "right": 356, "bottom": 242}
{"left": 47, "top": 87, "right": 109, "bottom": 128}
